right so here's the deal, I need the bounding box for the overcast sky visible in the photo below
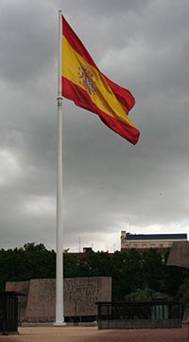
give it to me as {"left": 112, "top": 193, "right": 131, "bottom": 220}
{"left": 0, "top": 0, "right": 189, "bottom": 252}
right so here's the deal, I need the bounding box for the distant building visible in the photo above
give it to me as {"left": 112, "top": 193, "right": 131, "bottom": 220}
{"left": 121, "top": 231, "right": 187, "bottom": 252}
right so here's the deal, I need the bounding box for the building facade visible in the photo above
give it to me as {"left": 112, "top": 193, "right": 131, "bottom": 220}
{"left": 121, "top": 231, "right": 187, "bottom": 252}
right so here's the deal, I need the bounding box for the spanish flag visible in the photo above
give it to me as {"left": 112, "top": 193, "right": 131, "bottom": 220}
{"left": 62, "top": 17, "right": 140, "bottom": 145}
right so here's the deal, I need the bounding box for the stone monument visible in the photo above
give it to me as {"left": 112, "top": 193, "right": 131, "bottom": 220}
{"left": 6, "top": 276, "right": 112, "bottom": 322}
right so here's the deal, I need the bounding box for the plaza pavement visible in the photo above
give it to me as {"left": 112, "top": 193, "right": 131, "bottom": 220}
{"left": 0, "top": 326, "right": 188, "bottom": 342}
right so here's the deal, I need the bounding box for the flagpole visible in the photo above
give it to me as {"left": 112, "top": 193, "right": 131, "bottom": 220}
{"left": 55, "top": 9, "right": 64, "bottom": 325}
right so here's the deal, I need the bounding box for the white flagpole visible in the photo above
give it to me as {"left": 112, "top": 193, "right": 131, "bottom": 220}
{"left": 55, "top": 9, "right": 64, "bottom": 325}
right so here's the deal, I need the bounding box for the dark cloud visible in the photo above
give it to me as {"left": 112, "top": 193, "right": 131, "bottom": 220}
{"left": 0, "top": 0, "right": 188, "bottom": 251}
{"left": 0, "top": 0, "right": 56, "bottom": 84}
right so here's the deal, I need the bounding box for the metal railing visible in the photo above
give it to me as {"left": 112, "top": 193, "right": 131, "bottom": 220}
{"left": 96, "top": 301, "right": 183, "bottom": 329}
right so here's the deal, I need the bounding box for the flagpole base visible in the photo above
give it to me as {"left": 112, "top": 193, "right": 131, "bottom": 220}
{"left": 53, "top": 321, "right": 66, "bottom": 326}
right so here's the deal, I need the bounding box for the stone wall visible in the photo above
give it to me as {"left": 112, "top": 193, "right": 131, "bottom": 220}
{"left": 64, "top": 277, "right": 111, "bottom": 317}
{"left": 25, "top": 279, "right": 56, "bottom": 322}
{"left": 6, "top": 277, "right": 112, "bottom": 322}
